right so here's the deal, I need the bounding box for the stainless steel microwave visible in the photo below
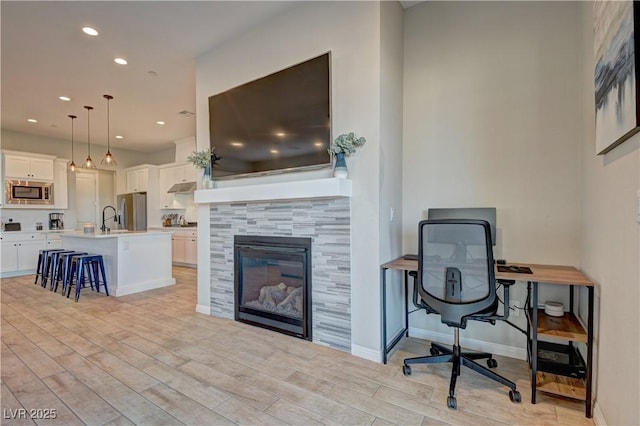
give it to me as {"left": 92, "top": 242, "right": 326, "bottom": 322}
{"left": 5, "top": 179, "right": 54, "bottom": 205}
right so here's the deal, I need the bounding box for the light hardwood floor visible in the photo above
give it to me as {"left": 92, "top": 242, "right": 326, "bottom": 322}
{"left": 1, "top": 267, "right": 594, "bottom": 425}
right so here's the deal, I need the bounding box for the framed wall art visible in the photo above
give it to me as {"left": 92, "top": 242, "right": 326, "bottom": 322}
{"left": 593, "top": 0, "right": 640, "bottom": 155}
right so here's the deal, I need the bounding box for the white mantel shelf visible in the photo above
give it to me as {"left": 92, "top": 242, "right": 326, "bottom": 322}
{"left": 194, "top": 177, "right": 352, "bottom": 204}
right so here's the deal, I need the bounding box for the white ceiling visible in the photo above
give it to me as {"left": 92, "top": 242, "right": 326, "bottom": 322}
{"left": 2, "top": 1, "right": 422, "bottom": 154}
{"left": 1, "top": 1, "right": 296, "bottom": 153}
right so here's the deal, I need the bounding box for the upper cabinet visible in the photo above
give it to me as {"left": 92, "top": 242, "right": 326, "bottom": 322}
{"left": 4, "top": 153, "right": 55, "bottom": 180}
{"left": 173, "top": 164, "right": 196, "bottom": 183}
{"left": 157, "top": 162, "right": 196, "bottom": 209}
{"left": 126, "top": 167, "right": 149, "bottom": 193}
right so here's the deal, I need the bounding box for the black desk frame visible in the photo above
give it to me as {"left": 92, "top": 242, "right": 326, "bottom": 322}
{"left": 380, "top": 268, "right": 411, "bottom": 364}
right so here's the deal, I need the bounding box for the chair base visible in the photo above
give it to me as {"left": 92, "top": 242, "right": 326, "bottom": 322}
{"left": 403, "top": 339, "right": 521, "bottom": 409}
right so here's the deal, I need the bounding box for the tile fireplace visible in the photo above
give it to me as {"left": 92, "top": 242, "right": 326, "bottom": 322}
{"left": 208, "top": 197, "right": 351, "bottom": 352}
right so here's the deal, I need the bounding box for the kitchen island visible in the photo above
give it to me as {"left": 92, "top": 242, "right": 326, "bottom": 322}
{"left": 61, "top": 231, "right": 175, "bottom": 296}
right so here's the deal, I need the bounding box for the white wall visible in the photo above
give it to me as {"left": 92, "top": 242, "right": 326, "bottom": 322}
{"left": 579, "top": 4, "right": 640, "bottom": 425}
{"left": 196, "top": 1, "right": 387, "bottom": 356}
{"left": 379, "top": 2, "right": 406, "bottom": 340}
{"left": 402, "top": 2, "right": 582, "bottom": 349}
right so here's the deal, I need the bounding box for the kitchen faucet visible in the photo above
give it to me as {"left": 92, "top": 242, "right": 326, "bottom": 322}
{"left": 101, "top": 205, "right": 118, "bottom": 233}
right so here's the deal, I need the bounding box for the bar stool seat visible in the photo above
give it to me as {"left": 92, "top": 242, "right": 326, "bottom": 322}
{"left": 66, "top": 254, "right": 109, "bottom": 302}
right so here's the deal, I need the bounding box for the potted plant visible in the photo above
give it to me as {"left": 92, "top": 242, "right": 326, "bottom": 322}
{"left": 328, "top": 132, "right": 366, "bottom": 178}
{"left": 187, "top": 147, "right": 220, "bottom": 188}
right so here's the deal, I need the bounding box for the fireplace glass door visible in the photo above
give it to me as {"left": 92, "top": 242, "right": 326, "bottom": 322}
{"left": 234, "top": 236, "right": 311, "bottom": 339}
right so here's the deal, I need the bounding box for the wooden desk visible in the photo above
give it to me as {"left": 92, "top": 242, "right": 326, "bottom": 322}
{"left": 380, "top": 257, "right": 595, "bottom": 418}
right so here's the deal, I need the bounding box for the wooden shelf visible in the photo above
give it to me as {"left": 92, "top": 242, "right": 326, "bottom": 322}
{"left": 531, "top": 310, "right": 587, "bottom": 343}
{"left": 535, "top": 371, "right": 586, "bottom": 401}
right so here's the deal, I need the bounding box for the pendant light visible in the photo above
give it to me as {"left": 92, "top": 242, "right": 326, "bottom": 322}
{"left": 83, "top": 105, "right": 96, "bottom": 168}
{"left": 101, "top": 94, "right": 117, "bottom": 165}
{"left": 67, "top": 114, "right": 77, "bottom": 172}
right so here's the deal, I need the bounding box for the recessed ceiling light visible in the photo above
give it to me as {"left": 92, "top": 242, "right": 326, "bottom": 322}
{"left": 275, "top": 132, "right": 286, "bottom": 137}
{"left": 270, "top": 149, "right": 279, "bottom": 154}
{"left": 230, "top": 141, "right": 243, "bottom": 147}
{"left": 82, "top": 27, "right": 99, "bottom": 36}
{"left": 115, "top": 135, "right": 124, "bottom": 139}
{"left": 27, "top": 118, "right": 38, "bottom": 123}
{"left": 114, "top": 58, "right": 128, "bottom": 65}
{"left": 59, "top": 96, "right": 71, "bottom": 102}
{"left": 156, "top": 121, "right": 165, "bottom": 125}
{"left": 314, "top": 142, "right": 323, "bottom": 147}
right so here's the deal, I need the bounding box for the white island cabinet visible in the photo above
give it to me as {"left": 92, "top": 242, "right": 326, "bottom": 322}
{"left": 61, "top": 231, "right": 175, "bottom": 296}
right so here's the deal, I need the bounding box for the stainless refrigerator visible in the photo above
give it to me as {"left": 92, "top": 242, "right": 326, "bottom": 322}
{"left": 117, "top": 192, "right": 147, "bottom": 231}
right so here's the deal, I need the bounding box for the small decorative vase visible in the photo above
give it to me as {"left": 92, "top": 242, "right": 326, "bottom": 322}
{"left": 333, "top": 152, "right": 348, "bottom": 178}
{"left": 202, "top": 165, "right": 213, "bottom": 189}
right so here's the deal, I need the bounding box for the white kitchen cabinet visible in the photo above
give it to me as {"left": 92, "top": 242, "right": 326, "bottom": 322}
{"left": 53, "top": 158, "right": 68, "bottom": 209}
{"left": 174, "top": 164, "right": 196, "bottom": 183}
{"left": 0, "top": 241, "right": 19, "bottom": 272}
{"left": 0, "top": 232, "right": 46, "bottom": 276}
{"left": 126, "top": 168, "right": 149, "bottom": 193}
{"left": 45, "top": 233, "right": 63, "bottom": 249}
{"left": 157, "top": 163, "right": 195, "bottom": 209}
{"left": 4, "top": 153, "right": 55, "bottom": 180}
{"left": 158, "top": 167, "right": 177, "bottom": 209}
{"left": 170, "top": 228, "right": 197, "bottom": 267}
{"left": 184, "top": 234, "right": 197, "bottom": 265}
{"left": 171, "top": 234, "right": 185, "bottom": 263}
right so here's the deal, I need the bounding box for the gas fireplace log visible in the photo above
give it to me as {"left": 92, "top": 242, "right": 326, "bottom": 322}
{"left": 258, "top": 282, "right": 287, "bottom": 305}
{"left": 277, "top": 286, "right": 303, "bottom": 308}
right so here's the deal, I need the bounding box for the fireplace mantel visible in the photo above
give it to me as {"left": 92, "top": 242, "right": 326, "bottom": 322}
{"left": 194, "top": 177, "right": 352, "bottom": 204}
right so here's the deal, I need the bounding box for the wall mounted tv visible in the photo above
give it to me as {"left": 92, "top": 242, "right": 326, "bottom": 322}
{"left": 208, "top": 52, "right": 331, "bottom": 179}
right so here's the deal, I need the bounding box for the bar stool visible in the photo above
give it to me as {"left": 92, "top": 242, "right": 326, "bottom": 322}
{"left": 50, "top": 251, "right": 84, "bottom": 293}
{"left": 66, "top": 254, "right": 109, "bottom": 302}
{"left": 60, "top": 252, "right": 88, "bottom": 297}
{"left": 34, "top": 249, "right": 65, "bottom": 285}
{"left": 42, "top": 249, "right": 73, "bottom": 288}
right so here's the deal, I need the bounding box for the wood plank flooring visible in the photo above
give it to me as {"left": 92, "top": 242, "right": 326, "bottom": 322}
{"left": 1, "top": 267, "right": 594, "bottom": 425}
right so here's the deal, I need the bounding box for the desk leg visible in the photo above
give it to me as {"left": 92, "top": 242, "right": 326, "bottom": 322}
{"left": 586, "top": 286, "right": 594, "bottom": 418}
{"left": 381, "top": 267, "right": 388, "bottom": 364}
{"left": 404, "top": 270, "right": 409, "bottom": 337}
{"left": 531, "top": 281, "right": 538, "bottom": 404}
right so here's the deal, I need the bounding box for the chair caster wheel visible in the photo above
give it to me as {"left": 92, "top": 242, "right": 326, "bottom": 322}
{"left": 509, "top": 390, "right": 521, "bottom": 403}
{"left": 487, "top": 358, "right": 498, "bottom": 368}
{"left": 402, "top": 365, "right": 411, "bottom": 376}
{"left": 430, "top": 347, "right": 439, "bottom": 356}
{"left": 447, "top": 396, "right": 457, "bottom": 409}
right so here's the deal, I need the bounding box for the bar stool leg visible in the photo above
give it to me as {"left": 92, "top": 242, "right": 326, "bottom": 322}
{"left": 34, "top": 251, "right": 44, "bottom": 284}
{"left": 98, "top": 257, "right": 109, "bottom": 296}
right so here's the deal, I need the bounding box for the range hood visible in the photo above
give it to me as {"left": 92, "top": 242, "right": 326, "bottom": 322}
{"left": 167, "top": 182, "right": 196, "bottom": 193}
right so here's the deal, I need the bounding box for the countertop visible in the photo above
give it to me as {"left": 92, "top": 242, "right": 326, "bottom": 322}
{"left": 0, "top": 229, "right": 75, "bottom": 234}
{"left": 61, "top": 230, "right": 170, "bottom": 239}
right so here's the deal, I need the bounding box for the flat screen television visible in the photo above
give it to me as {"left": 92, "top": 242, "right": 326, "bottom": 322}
{"left": 208, "top": 53, "right": 331, "bottom": 179}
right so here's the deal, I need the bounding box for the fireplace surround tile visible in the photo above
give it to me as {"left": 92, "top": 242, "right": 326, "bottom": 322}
{"left": 209, "top": 197, "right": 351, "bottom": 352}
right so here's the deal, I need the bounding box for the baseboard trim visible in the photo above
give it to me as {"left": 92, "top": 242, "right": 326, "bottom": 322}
{"left": 351, "top": 344, "right": 382, "bottom": 363}
{"left": 0, "top": 269, "right": 36, "bottom": 279}
{"left": 408, "top": 327, "right": 527, "bottom": 360}
{"left": 195, "top": 304, "right": 210, "bottom": 315}
{"left": 593, "top": 401, "right": 606, "bottom": 426}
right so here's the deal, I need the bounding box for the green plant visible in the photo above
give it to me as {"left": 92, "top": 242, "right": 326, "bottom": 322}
{"left": 328, "top": 132, "right": 366, "bottom": 156}
{"left": 187, "top": 148, "right": 215, "bottom": 169}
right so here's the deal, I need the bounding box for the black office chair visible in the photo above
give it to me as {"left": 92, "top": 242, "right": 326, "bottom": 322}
{"left": 402, "top": 219, "right": 521, "bottom": 409}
